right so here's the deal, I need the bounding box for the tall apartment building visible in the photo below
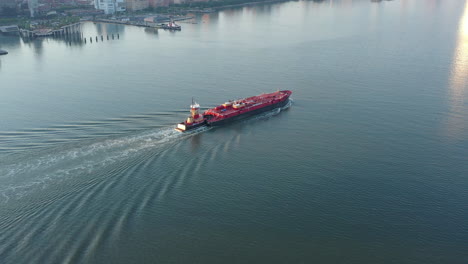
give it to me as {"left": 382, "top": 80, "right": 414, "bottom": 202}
{"left": 94, "top": 0, "right": 126, "bottom": 14}
{"left": 126, "top": 0, "right": 149, "bottom": 11}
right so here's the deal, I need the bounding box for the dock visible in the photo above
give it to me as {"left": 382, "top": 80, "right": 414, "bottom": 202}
{"left": 0, "top": 25, "right": 19, "bottom": 35}
{"left": 94, "top": 16, "right": 193, "bottom": 29}
{"left": 19, "top": 22, "right": 83, "bottom": 38}
{"left": 94, "top": 18, "right": 156, "bottom": 28}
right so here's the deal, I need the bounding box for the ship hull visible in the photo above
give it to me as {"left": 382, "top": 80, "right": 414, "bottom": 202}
{"left": 162, "top": 27, "right": 181, "bottom": 31}
{"left": 175, "top": 120, "right": 206, "bottom": 132}
{"left": 207, "top": 98, "right": 289, "bottom": 126}
{"left": 175, "top": 90, "right": 292, "bottom": 132}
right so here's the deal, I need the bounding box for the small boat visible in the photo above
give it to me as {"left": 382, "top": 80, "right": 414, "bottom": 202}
{"left": 176, "top": 90, "right": 292, "bottom": 132}
{"left": 0, "top": 49, "right": 8, "bottom": 55}
{"left": 161, "top": 20, "right": 181, "bottom": 30}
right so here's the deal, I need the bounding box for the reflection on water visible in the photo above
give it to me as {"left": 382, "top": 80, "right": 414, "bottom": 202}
{"left": 446, "top": 0, "right": 468, "bottom": 139}
{"left": 95, "top": 22, "right": 125, "bottom": 36}
{"left": 0, "top": 22, "right": 127, "bottom": 63}
{"left": 22, "top": 37, "right": 45, "bottom": 57}
{"left": 21, "top": 34, "right": 87, "bottom": 50}
{"left": 144, "top": 27, "right": 159, "bottom": 36}
{"left": 0, "top": 34, "right": 21, "bottom": 47}
{"left": 199, "top": 12, "right": 219, "bottom": 31}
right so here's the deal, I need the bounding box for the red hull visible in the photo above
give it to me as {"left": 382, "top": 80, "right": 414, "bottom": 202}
{"left": 176, "top": 90, "right": 292, "bottom": 131}
{"left": 204, "top": 90, "right": 292, "bottom": 124}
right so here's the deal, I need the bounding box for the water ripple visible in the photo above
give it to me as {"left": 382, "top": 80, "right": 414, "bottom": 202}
{"left": 0, "top": 103, "right": 290, "bottom": 264}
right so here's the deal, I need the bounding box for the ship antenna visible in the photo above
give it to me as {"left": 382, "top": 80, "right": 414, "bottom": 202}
{"left": 192, "top": 97, "right": 194, "bottom": 106}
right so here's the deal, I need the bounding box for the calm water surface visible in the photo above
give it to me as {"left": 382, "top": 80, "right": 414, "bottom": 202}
{"left": 0, "top": 0, "right": 467, "bottom": 263}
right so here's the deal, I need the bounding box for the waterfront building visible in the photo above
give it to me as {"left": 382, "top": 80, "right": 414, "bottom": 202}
{"left": 126, "top": 0, "right": 148, "bottom": 12}
{"left": 148, "top": 0, "right": 172, "bottom": 8}
{"left": 94, "top": 0, "right": 126, "bottom": 14}
{"left": 115, "top": 0, "right": 127, "bottom": 12}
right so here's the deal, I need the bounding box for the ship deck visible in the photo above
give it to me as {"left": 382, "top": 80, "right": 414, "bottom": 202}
{"left": 204, "top": 90, "right": 291, "bottom": 119}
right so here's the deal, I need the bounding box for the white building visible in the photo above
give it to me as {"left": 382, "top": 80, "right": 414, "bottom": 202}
{"left": 94, "top": 0, "right": 126, "bottom": 15}
{"left": 28, "top": 0, "right": 38, "bottom": 17}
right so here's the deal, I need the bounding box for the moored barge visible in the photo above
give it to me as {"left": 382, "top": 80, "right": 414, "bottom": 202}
{"left": 176, "top": 90, "right": 292, "bottom": 132}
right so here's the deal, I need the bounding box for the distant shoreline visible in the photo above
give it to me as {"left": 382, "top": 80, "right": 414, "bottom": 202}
{"left": 212, "top": 0, "right": 291, "bottom": 10}
{"left": 0, "top": 0, "right": 293, "bottom": 29}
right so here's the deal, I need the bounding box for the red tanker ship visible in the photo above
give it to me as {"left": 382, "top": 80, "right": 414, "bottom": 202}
{"left": 176, "top": 90, "right": 292, "bottom": 132}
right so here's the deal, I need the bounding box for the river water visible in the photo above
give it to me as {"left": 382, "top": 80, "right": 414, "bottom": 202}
{"left": 0, "top": 0, "right": 467, "bottom": 263}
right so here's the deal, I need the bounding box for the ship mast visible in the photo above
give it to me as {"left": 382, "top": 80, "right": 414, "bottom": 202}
{"left": 187, "top": 97, "right": 202, "bottom": 124}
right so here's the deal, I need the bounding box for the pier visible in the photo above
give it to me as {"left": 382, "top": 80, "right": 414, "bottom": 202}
{"left": 16, "top": 22, "right": 119, "bottom": 45}
{"left": 19, "top": 22, "right": 83, "bottom": 38}
{"left": 0, "top": 25, "right": 19, "bottom": 35}
{"left": 94, "top": 18, "right": 161, "bottom": 29}
{"left": 93, "top": 16, "right": 193, "bottom": 30}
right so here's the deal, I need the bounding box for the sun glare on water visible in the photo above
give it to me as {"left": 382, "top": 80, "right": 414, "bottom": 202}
{"left": 446, "top": 1, "right": 468, "bottom": 139}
